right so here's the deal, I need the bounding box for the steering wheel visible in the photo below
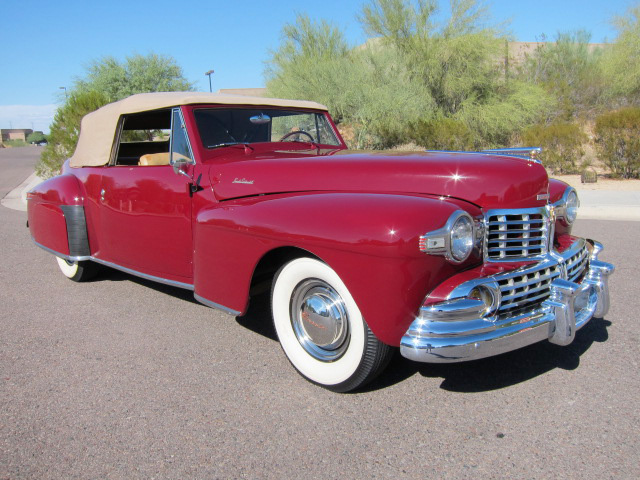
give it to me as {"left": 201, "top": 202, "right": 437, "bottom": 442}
{"left": 278, "top": 130, "right": 315, "bottom": 143}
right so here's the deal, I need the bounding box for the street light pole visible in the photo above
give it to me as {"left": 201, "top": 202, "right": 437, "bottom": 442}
{"left": 205, "top": 70, "right": 214, "bottom": 92}
{"left": 59, "top": 86, "right": 67, "bottom": 99}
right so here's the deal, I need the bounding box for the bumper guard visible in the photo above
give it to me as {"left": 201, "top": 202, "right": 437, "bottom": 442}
{"left": 400, "top": 242, "right": 614, "bottom": 363}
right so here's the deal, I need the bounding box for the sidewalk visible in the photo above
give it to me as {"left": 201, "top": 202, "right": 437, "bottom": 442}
{"left": 552, "top": 174, "right": 640, "bottom": 221}
{"left": 3, "top": 172, "right": 639, "bottom": 221}
{"left": 1, "top": 172, "right": 42, "bottom": 212}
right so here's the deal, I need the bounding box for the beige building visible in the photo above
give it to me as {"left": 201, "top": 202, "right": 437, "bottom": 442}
{"left": 1, "top": 129, "right": 33, "bottom": 142}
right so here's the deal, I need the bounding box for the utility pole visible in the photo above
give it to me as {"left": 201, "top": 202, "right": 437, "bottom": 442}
{"left": 205, "top": 70, "right": 214, "bottom": 92}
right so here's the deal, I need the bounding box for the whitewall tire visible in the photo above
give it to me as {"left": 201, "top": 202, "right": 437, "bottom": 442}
{"left": 272, "top": 257, "right": 393, "bottom": 392}
{"left": 56, "top": 257, "right": 99, "bottom": 282}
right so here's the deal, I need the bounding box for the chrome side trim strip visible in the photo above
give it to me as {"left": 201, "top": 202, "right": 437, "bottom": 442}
{"left": 194, "top": 293, "right": 241, "bottom": 316}
{"left": 32, "top": 239, "right": 91, "bottom": 262}
{"left": 34, "top": 238, "right": 245, "bottom": 315}
{"left": 90, "top": 257, "right": 194, "bottom": 290}
{"left": 32, "top": 238, "right": 195, "bottom": 291}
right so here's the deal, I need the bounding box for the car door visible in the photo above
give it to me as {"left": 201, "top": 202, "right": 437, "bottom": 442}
{"left": 97, "top": 107, "right": 195, "bottom": 282}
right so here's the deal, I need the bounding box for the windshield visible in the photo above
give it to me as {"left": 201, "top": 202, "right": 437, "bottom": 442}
{"left": 193, "top": 108, "right": 341, "bottom": 149}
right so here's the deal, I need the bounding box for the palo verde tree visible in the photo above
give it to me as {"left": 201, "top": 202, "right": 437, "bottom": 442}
{"left": 266, "top": 1, "right": 552, "bottom": 149}
{"left": 37, "top": 53, "right": 194, "bottom": 178}
{"left": 602, "top": 4, "right": 640, "bottom": 106}
{"left": 359, "top": 0, "right": 552, "bottom": 147}
{"left": 266, "top": 14, "right": 432, "bottom": 148}
{"left": 520, "top": 30, "right": 606, "bottom": 119}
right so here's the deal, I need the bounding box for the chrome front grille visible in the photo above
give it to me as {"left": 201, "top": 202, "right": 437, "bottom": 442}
{"left": 486, "top": 208, "right": 550, "bottom": 261}
{"left": 566, "top": 244, "right": 589, "bottom": 282}
{"left": 492, "top": 242, "right": 590, "bottom": 319}
{"left": 446, "top": 238, "right": 592, "bottom": 320}
{"left": 495, "top": 264, "right": 562, "bottom": 318}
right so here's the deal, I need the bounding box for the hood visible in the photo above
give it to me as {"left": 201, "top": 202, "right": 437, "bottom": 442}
{"left": 210, "top": 150, "right": 549, "bottom": 210}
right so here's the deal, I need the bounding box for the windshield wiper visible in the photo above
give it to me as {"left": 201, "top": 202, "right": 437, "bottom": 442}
{"left": 207, "top": 142, "right": 246, "bottom": 149}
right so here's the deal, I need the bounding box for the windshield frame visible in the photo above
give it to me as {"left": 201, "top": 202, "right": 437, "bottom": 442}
{"left": 187, "top": 105, "right": 346, "bottom": 155}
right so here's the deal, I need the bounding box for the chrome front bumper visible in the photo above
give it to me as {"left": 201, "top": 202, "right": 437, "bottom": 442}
{"left": 400, "top": 242, "right": 614, "bottom": 363}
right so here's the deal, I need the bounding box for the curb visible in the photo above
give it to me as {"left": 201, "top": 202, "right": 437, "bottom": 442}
{"left": 1, "top": 173, "right": 43, "bottom": 212}
{"left": 578, "top": 205, "right": 640, "bottom": 222}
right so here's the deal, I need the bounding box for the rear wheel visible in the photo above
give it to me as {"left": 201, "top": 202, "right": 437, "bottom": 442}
{"left": 271, "top": 257, "right": 393, "bottom": 392}
{"left": 56, "top": 257, "right": 100, "bottom": 282}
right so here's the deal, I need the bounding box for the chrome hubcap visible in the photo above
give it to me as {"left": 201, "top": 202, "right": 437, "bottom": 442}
{"left": 290, "top": 279, "right": 350, "bottom": 362}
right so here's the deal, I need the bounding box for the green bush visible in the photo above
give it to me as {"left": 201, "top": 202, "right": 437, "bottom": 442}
{"left": 26, "top": 132, "right": 46, "bottom": 144}
{"left": 521, "top": 122, "right": 587, "bottom": 174}
{"left": 595, "top": 107, "right": 640, "bottom": 179}
{"left": 408, "top": 117, "right": 475, "bottom": 151}
{"left": 4, "top": 139, "right": 28, "bottom": 147}
{"left": 36, "top": 90, "right": 109, "bottom": 178}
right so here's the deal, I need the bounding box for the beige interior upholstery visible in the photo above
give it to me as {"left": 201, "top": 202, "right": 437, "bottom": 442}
{"left": 139, "top": 152, "right": 170, "bottom": 166}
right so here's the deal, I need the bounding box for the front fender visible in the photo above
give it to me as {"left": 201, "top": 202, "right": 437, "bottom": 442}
{"left": 194, "top": 192, "right": 481, "bottom": 345}
{"left": 27, "top": 173, "right": 89, "bottom": 258}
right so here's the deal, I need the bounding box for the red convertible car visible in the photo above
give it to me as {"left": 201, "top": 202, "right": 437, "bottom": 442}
{"left": 27, "top": 92, "right": 614, "bottom": 392}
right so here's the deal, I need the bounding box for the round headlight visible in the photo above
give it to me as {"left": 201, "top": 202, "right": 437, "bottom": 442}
{"left": 565, "top": 189, "right": 579, "bottom": 224}
{"left": 450, "top": 215, "right": 474, "bottom": 262}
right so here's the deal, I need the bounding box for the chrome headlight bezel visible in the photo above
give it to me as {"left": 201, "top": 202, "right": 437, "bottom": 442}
{"left": 554, "top": 187, "right": 580, "bottom": 226}
{"left": 419, "top": 210, "right": 479, "bottom": 264}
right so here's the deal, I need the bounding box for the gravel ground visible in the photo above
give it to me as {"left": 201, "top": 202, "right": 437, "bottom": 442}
{"left": 1, "top": 148, "right": 638, "bottom": 479}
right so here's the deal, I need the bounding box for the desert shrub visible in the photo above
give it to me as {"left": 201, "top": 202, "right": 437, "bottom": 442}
{"left": 602, "top": 5, "right": 640, "bottom": 105}
{"left": 521, "top": 122, "right": 587, "bottom": 174}
{"left": 36, "top": 90, "right": 109, "bottom": 178}
{"left": 408, "top": 117, "right": 475, "bottom": 151}
{"left": 26, "top": 132, "right": 46, "bottom": 144}
{"left": 594, "top": 107, "right": 640, "bottom": 178}
{"left": 519, "top": 30, "right": 605, "bottom": 119}
{"left": 3, "top": 139, "right": 27, "bottom": 147}
{"left": 267, "top": 2, "right": 549, "bottom": 150}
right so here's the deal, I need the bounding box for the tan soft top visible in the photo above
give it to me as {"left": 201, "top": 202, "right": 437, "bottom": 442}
{"left": 69, "top": 92, "right": 328, "bottom": 167}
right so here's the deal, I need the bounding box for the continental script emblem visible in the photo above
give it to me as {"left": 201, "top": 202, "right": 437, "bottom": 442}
{"left": 233, "top": 178, "right": 254, "bottom": 185}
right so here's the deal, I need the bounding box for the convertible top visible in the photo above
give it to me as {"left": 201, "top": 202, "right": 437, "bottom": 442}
{"left": 69, "top": 92, "right": 328, "bottom": 168}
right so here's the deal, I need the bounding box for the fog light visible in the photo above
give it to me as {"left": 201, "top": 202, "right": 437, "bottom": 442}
{"left": 468, "top": 284, "right": 500, "bottom": 316}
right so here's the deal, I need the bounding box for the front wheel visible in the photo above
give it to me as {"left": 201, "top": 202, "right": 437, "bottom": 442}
{"left": 271, "top": 257, "right": 393, "bottom": 392}
{"left": 56, "top": 257, "right": 100, "bottom": 282}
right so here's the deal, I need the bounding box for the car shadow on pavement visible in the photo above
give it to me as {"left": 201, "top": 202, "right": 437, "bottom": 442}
{"left": 237, "top": 290, "right": 612, "bottom": 393}
{"left": 235, "top": 292, "right": 278, "bottom": 341}
{"left": 96, "top": 272, "right": 613, "bottom": 394}
{"left": 98, "top": 266, "right": 201, "bottom": 305}
{"left": 363, "top": 317, "right": 612, "bottom": 393}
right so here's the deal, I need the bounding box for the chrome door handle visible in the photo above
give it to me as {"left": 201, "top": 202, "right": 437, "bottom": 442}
{"left": 100, "top": 189, "right": 105, "bottom": 201}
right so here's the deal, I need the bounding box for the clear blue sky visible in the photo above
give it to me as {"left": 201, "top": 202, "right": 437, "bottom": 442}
{"left": 0, "top": 0, "right": 634, "bottom": 132}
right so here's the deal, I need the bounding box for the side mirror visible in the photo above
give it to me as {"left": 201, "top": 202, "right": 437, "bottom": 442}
{"left": 171, "top": 156, "right": 191, "bottom": 179}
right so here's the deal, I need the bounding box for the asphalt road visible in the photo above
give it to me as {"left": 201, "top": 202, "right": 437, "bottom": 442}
{"left": 1, "top": 148, "right": 639, "bottom": 479}
{"left": 0, "top": 147, "right": 39, "bottom": 199}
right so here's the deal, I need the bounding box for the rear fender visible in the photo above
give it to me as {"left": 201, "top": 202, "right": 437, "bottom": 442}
{"left": 194, "top": 192, "right": 481, "bottom": 345}
{"left": 27, "top": 174, "right": 90, "bottom": 259}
